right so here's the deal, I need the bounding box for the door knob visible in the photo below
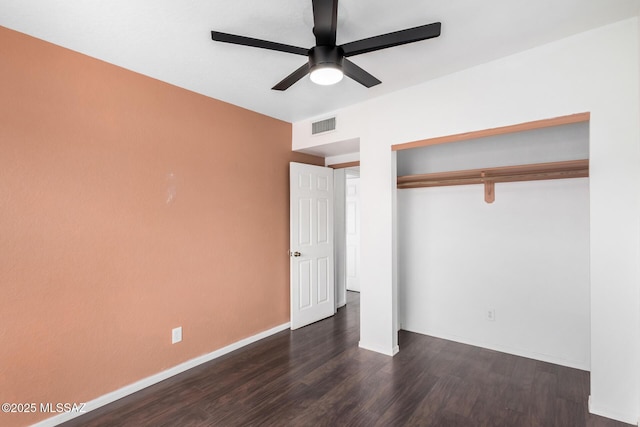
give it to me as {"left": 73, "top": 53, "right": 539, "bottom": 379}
{"left": 292, "top": 251, "right": 301, "bottom": 257}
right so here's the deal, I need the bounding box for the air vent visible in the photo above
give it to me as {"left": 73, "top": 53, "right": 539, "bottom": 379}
{"left": 312, "top": 117, "right": 336, "bottom": 135}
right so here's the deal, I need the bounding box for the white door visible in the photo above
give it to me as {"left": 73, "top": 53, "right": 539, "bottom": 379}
{"left": 346, "top": 177, "right": 360, "bottom": 292}
{"left": 290, "top": 162, "right": 335, "bottom": 329}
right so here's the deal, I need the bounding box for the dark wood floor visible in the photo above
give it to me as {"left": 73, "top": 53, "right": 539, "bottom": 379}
{"left": 62, "top": 292, "right": 631, "bottom": 427}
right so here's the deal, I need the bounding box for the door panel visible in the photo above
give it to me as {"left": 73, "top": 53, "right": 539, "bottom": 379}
{"left": 290, "top": 162, "right": 335, "bottom": 329}
{"left": 317, "top": 199, "right": 329, "bottom": 243}
{"left": 298, "top": 259, "right": 312, "bottom": 308}
{"left": 298, "top": 198, "right": 312, "bottom": 245}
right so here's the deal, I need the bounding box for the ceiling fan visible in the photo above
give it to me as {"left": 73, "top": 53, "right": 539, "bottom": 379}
{"left": 211, "top": 0, "right": 441, "bottom": 91}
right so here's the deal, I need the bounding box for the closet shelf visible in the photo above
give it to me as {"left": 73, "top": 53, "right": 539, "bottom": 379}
{"left": 397, "top": 159, "right": 589, "bottom": 203}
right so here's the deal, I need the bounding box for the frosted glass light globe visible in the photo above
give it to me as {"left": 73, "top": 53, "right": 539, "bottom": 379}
{"left": 310, "top": 67, "right": 343, "bottom": 85}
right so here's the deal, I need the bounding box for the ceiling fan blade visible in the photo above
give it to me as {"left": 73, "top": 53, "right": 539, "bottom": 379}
{"left": 341, "top": 22, "right": 441, "bottom": 57}
{"left": 342, "top": 58, "right": 381, "bottom": 88}
{"left": 312, "top": 0, "right": 338, "bottom": 46}
{"left": 272, "top": 63, "right": 311, "bottom": 91}
{"left": 211, "top": 31, "right": 308, "bottom": 56}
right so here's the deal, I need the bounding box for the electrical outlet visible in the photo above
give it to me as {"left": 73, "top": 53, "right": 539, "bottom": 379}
{"left": 486, "top": 309, "right": 496, "bottom": 321}
{"left": 172, "top": 327, "right": 182, "bottom": 344}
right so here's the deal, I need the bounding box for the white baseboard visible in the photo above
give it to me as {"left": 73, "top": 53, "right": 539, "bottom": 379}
{"left": 391, "top": 345, "right": 400, "bottom": 356}
{"left": 401, "top": 327, "right": 590, "bottom": 371}
{"left": 32, "top": 322, "right": 290, "bottom": 427}
{"left": 588, "top": 395, "right": 639, "bottom": 426}
{"left": 358, "top": 341, "right": 400, "bottom": 357}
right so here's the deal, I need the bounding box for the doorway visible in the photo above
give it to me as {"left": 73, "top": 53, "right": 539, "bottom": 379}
{"left": 345, "top": 168, "right": 360, "bottom": 293}
{"left": 334, "top": 165, "right": 361, "bottom": 310}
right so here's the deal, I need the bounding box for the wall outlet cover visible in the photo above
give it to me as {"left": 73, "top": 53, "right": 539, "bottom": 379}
{"left": 172, "top": 327, "right": 182, "bottom": 344}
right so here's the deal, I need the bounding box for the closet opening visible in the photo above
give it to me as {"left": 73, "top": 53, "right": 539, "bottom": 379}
{"left": 395, "top": 113, "right": 591, "bottom": 370}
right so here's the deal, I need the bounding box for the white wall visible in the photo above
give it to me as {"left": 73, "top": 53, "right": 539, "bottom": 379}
{"left": 637, "top": 13, "right": 640, "bottom": 425}
{"left": 333, "top": 168, "right": 347, "bottom": 309}
{"left": 346, "top": 176, "right": 361, "bottom": 292}
{"left": 398, "top": 178, "right": 590, "bottom": 370}
{"left": 293, "top": 17, "right": 640, "bottom": 424}
{"left": 637, "top": 12, "right": 640, "bottom": 426}
{"left": 396, "top": 122, "right": 589, "bottom": 175}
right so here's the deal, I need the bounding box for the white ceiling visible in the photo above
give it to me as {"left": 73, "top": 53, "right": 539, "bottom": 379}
{"left": 1, "top": 0, "right": 638, "bottom": 123}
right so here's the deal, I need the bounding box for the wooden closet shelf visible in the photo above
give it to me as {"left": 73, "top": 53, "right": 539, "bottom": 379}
{"left": 397, "top": 159, "right": 589, "bottom": 203}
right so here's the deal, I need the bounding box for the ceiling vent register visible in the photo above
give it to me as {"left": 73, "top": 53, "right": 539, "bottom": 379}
{"left": 312, "top": 117, "right": 336, "bottom": 135}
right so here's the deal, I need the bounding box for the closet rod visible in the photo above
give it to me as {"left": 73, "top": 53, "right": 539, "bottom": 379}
{"left": 397, "top": 159, "right": 589, "bottom": 203}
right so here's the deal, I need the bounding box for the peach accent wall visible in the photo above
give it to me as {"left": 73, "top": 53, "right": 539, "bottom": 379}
{"left": 0, "top": 26, "right": 320, "bottom": 427}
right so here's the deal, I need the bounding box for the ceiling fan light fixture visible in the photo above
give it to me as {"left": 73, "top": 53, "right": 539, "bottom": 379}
{"left": 211, "top": 0, "right": 442, "bottom": 91}
{"left": 308, "top": 45, "right": 344, "bottom": 86}
{"left": 309, "top": 65, "right": 343, "bottom": 85}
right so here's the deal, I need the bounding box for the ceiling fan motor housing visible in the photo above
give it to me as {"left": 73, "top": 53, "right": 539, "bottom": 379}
{"left": 309, "top": 45, "right": 344, "bottom": 71}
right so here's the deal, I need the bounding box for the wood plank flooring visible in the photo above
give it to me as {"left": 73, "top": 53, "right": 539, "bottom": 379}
{"left": 62, "top": 292, "right": 632, "bottom": 426}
